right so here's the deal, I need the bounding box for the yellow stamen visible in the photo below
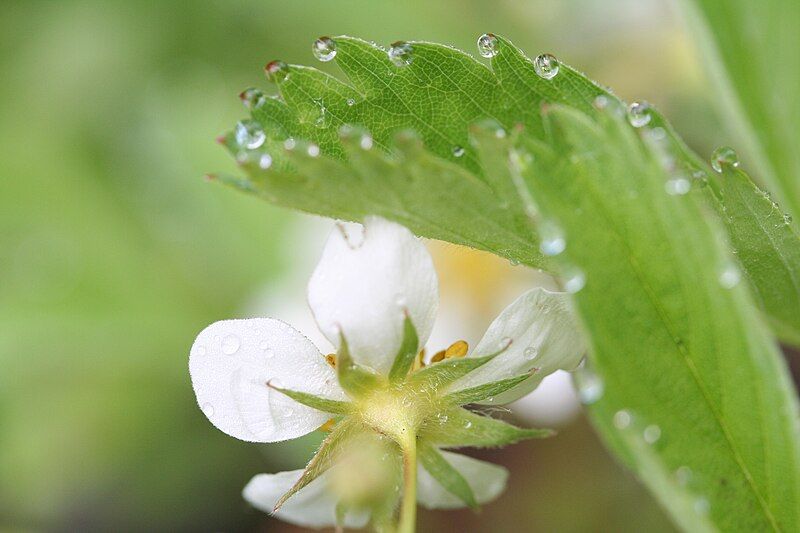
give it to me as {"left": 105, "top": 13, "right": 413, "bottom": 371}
{"left": 430, "top": 350, "right": 446, "bottom": 363}
{"left": 412, "top": 349, "right": 426, "bottom": 370}
{"left": 319, "top": 418, "right": 336, "bottom": 432}
{"left": 325, "top": 353, "right": 337, "bottom": 368}
{"left": 444, "top": 340, "right": 468, "bottom": 358}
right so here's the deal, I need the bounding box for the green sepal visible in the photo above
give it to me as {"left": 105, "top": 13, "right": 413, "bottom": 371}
{"left": 420, "top": 407, "right": 554, "bottom": 448}
{"left": 388, "top": 313, "right": 420, "bottom": 382}
{"left": 267, "top": 382, "right": 353, "bottom": 414}
{"left": 418, "top": 441, "right": 478, "bottom": 510}
{"left": 408, "top": 342, "right": 509, "bottom": 391}
{"left": 443, "top": 372, "right": 532, "bottom": 406}
{"left": 336, "top": 332, "right": 384, "bottom": 398}
{"left": 274, "top": 417, "right": 361, "bottom": 511}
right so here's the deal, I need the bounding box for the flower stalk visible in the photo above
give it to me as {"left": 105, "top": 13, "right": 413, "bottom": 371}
{"left": 398, "top": 434, "right": 418, "bottom": 533}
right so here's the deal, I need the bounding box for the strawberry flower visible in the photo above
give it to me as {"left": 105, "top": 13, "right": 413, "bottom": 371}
{"left": 189, "top": 216, "right": 584, "bottom": 531}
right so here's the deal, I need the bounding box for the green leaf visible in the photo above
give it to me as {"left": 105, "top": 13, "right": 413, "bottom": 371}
{"left": 524, "top": 104, "right": 800, "bottom": 532}
{"left": 443, "top": 372, "right": 532, "bottom": 406}
{"left": 420, "top": 407, "right": 553, "bottom": 448}
{"left": 388, "top": 313, "right": 420, "bottom": 382}
{"left": 336, "top": 332, "right": 383, "bottom": 398}
{"left": 217, "top": 34, "right": 800, "bottom": 530}
{"left": 706, "top": 166, "right": 800, "bottom": 345}
{"left": 418, "top": 441, "right": 477, "bottom": 510}
{"left": 275, "top": 417, "right": 362, "bottom": 511}
{"left": 267, "top": 382, "right": 353, "bottom": 415}
{"left": 678, "top": 0, "right": 800, "bottom": 220}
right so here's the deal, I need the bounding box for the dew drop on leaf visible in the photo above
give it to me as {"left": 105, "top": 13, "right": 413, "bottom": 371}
{"left": 710, "top": 146, "right": 739, "bottom": 172}
{"left": 627, "top": 101, "right": 652, "bottom": 128}
{"left": 235, "top": 120, "right": 266, "bottom": 149}
{"left": 718, "top": 261, "right": 741, "bottom": 289}
{"left": 643, "top": 424, "right": 661, "bottom": 444}
{"left": 575, "top": 361, "right": 604, "bottom": 404}
{"left": 613, "top": 410, "right": 632, "bottom": 429}
{"left": 388, "top": 41, "right": 414, "bottom": 67}
{"left": 264, "top": 60, "right": 289, "bottom": 83}
{"left": 533, "top": 53, "right": 559, "bottom": 80}
{"left": 360, "top": 134, "right": 374, "bottom": 150}
{"left": 346, "top": 98, "right": 356, "bottom": 107}
{"left": 258, "top": 153, "right": 273, "bottom": 170}
{"left": 312, "top": 36, "right": 337, "bottom": 62}
{"left": 477, "top": 33, "right": 498, "bottom": 58}
{"left": 539, "top": 221, "right": 566, "bottom": 256}
{"left": 222, "top": 334, "right": 241, "bottom": 355}
{"left": 665, "top": 177, "right": 691, "bottom": 196}
{"left": 675, "top": 466, "right": 692, "bottom": 486}
{"left": 307, "top": 144, "right": 320, "bottom": 157}
{"left": 452, "top": 145, "right": 465, "bottom": 158}
{"left": 564, "top": 267, "right": 586, "bottom": 294}
{"left": 239, "top": 87, "right": 266, "bottom": 109}
{"left": 694, "top": 498, "right": 710, "bottom": 516}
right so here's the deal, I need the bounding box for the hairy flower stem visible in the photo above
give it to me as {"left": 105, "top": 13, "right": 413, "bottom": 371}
{"left": 397, "top": 434, "right": 418, "bottom": 533}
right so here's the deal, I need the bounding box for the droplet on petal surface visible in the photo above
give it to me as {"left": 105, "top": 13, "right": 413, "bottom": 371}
{"left": 477, "top": 33, "right": 498, "bottom": 58}
{"left": 523, "top": 346, "right": 537, "bottom": 360}
{"left": 711, "top": 146, "right": 739, "bottom": 172}
{"left": 388, "top": 41, "right": 414, "bottom": 67}
{"left": 265, "top": 60, "right": 289, "bottom": 83}
{"left": 627, "top": 101, "right": 652, "bottom": 128}
{"left": 312, "top": 36, "right": 337, "bottom": 62}
{"left": 234, "top": 120, "right": 266, "bottom": 149}
{"left": 221, "top": 334, "right": 241, "bottom": 355}
{"left": 533, "top": 53, "right": 559, "bottom": 80}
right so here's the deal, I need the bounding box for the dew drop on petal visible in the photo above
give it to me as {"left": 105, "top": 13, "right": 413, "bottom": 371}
{"left": 201, "top": 402, "right": 215, "bottom": 418}
{"left": 711, "top": 146, "right": 739, "bottom": 173}
{"left": 613, "top": 410, "right": 632, "bottom": 429}
{"left": 265, "top": 60, "right": 289, "bottom": 83}
{"left": 719, "top": 261, "right": 741, "bottom": 289}
{"left": 259, "top": 341, "right": 275, "bottom": 358}
{"left": 192, "top": 345, "right": 207, "bottom": 357}
{"left": 524, "top": 346, "right": 538, "bottom": 360}
{"left": 477, "top": 33, "right": 498, "bottom": 58}
{"left": 388, "top": 41, "right": 414, "bottom": 67}
{"left": 222, "top": 334, "right": 241, "bottom": 355}
{"left": 312, "top": 36, "right": 337, "bottom": 62}
{"left": 452, "top": 145, "right": 465, "bottom": 158}
{"left": 627, "top": 101, "right": 652, "bottom": 128}
{"left": 234, "top": 120, "right": 266, "bottom": 149}
{"left": 239, "top": 87, "right": 266, "bottom": 109}
{"left": 258, "top": 153, "right": 273, "bottom": 169}
{"left": 665, "top": 177, "right": 691, "bottom": 196}
{"left": 533, "top": 53, "right": 559, "bottom": 80}
{"left": 643, "top": 424, "right": 661, "bottom": 444}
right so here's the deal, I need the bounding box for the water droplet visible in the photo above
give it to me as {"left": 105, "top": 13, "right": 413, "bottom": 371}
{"left": 201, "top": 402, "right": 215, "bottom": 418}
{"left": 346, "top": 98, "right": 356, "bottom": 106}
{"left": 477, "top": 33, "right": 498, "bottom": 58}
{"left": 192, "top": 345, "right": 207, "bottom": 357}
{"left": 235, "top": 151, "right": 249, "bottom": 165}
{"left": 665, "top": 177, "right": 691, "bottom": 196}
{"left": 524, "top": 346, "right": 538, "bottom": 360}
{"left": 675, "top": 466, "right": 692, "bottom": 486}
{"left": 222, "top": 334, "right": 241, "bottom": 355}
{"left": 258, "top": 153, "right": 273, "bottom": 170}
{"left": 307, "top": 144, "right": 320, "bottom": 157}
{"left": 694, "top": 497, "right": 710, "bottom": 516}
{"left": 283, "top": 138, "right": 296, "bottom": 151}
{"left": 509, "top": 258, "right": 520, "bottom": 266}
{"left": 613, "top": 410, "right": 632, "bottom": 429}
{"left": 564, "top": 268, "right": 586, "bottom": 294}
{"left": 395, "top": 294, "right": 407, "bottom": 308}
{"left": 314, "top": 107, "right": 328, "bottom": 128}
{"left": 259, "top": 341, "right": 275, "bottom": 358}
{"left": 539, "top": 221, "right": 566, "bottom": 256}
{"left": 593, "top": 95, "right": 610, "bottom": 110}
{"left": 627, "top": 101, "right": 652, "bottom": 128}
{"left": 388, "top": 41, "right": 413, "bottom": 67}
{"left": 239, "top": 87, "right": 266, "bottom": 109}
{"left": 265, "top": 60, "right": 289, "bottom": 83}
{"left": 283, "top": 406, "right": 295, "bottom": 417}
{"left": 533, "top": 53, "right": 559, "bottom": 80}
{"left": 234, "top": 120, "right": 266, "bottom": 149}
{"left": 643, "top": 424, "right": 661, "bottom": 444}
{"left": 452, "top": 145, "right": 465, "bottom": 158}
{"left": 784, "top": 213, "right": 793, "bottom": 225}
{"left": 312, "top": 36, "right": 337, "bottom": 62}
{"left": 710, "top": 146, "right": 739, "bottom": 173}
{"left": 360, "top": 134, "right": 374, "bottom": 150}
{"left": 575, "top": 362, "right": 604, "bottom": 404}
{"left": 718, "top": 261, "right": 741, "bottom": 289}
{"left": 464, "top": 420, "right": 473, "bottom": 429}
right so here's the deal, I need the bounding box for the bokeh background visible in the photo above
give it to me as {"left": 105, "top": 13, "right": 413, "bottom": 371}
{"left": 0, "top": 1, "right": 743, "bottom": 531}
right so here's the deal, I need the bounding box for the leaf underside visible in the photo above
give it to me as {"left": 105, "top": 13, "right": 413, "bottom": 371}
{"left": 217, "top": 35, "right": 800, "bottom": 531}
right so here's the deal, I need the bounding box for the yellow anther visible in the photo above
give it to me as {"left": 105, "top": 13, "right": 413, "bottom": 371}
{"left": 430, "top": 350, "right": 446, "bottom": 363}
{"left": 412, "top": 349, "right": 427, "bottom": 371}
{"left": 444, "top": 340, "right": 469, "bottom": 358}
{"left": 319, "top": 418, "right": 336, "bottom": 432}
{"left": 325, "top": 353, "right": 337, "bottom": 368}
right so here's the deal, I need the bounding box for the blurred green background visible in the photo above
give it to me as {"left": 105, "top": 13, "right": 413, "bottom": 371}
{"left": 0, "top": 1, "right": 735, "bottom": 531}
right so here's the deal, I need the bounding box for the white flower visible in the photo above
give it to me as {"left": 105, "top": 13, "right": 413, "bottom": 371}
{"left": 189, "top": 216, "right": 584, "bottom": 529}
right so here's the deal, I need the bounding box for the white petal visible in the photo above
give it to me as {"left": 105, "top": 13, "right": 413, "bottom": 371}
{"left": 189, "top": 318, "right": 345, "bottom": 443}
{"left": 243, "top": 470, "right": 370, "bottom": 529}
{"left": 417, "top": 451, "right": 508, "bottom": 509}
{"left": 308, "top": 216, "right": 438, "bottom": 374}
{"left": 449, "top": 288, "right": 585, "bottom": 404}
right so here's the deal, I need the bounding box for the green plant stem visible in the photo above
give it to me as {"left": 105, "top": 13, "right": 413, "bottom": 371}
{"left": 398, "top": 434, "right": 417, "bottom": 533}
